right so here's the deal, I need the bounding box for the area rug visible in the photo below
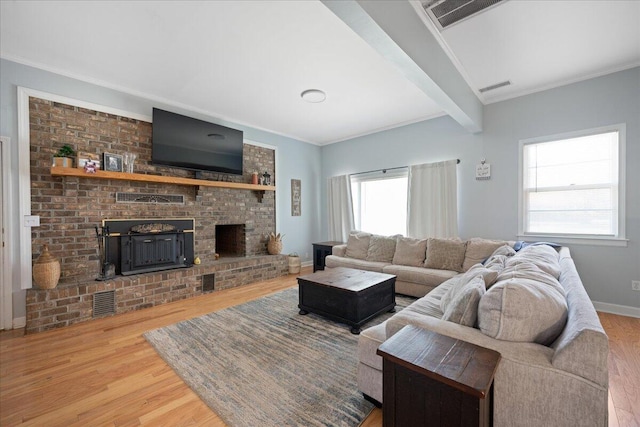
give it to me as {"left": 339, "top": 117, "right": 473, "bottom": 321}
{"left": 144, "top": 287, "right": 414, "bottom": 427}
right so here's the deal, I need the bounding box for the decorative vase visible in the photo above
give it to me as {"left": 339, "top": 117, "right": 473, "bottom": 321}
{"left": 32, "top": 244, "right": 61, "bottom": 289}
{"left": 251, "top": 172, "right": 259, "bottom": 185}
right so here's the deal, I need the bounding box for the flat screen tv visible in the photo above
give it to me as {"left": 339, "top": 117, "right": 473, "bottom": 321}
{"left": 152, "top": 108, "right": 244, "bottom": 175}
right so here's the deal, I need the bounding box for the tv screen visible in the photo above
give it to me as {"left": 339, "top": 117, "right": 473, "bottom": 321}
{"left": 152, "top": 108, "right": 244, "bottom": 175}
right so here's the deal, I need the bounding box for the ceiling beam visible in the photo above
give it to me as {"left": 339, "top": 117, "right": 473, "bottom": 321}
{"left": 322, "top": 0, "right": 482, "bottom": 133}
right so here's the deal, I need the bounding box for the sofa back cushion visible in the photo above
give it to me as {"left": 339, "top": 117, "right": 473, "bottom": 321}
{"left": 345, "top": 231, "right": 371, "bottom": 259}
{"left": 506, "top": 244, "right": 562, "bottom": 279}
{"left": 478, "top": 262, "right": 568, "bottom": 345}
{"left": 366, "top": 235, "right": 398, "bottom": 263}
{"left": 462, "top": 238, "right": 509, "bottom": 272}
{"left": 392, "top": 237, "right": 428, "bottom": 267}
{"left": 424, "top": 238, "right": 467, "bottom": 272}
{"left": 440, "top": 263, "right": 499, "bottom": 312}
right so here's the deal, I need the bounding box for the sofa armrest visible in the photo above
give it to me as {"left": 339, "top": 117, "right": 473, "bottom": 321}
{"left": 332, "top": 244, "right": 347, "bottom": 257}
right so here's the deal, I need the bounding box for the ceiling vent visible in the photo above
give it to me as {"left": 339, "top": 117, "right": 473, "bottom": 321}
{"left": 479, "top": 80, "right": 511, "bottom": 93}
{"left": 422, "top": 0, "right": 505, "bottom": 30}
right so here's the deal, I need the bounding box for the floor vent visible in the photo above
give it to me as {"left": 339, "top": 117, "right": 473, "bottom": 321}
{"left": 116, "top": 192, "right": 185, "bottom": 204}
{"left": 202, "top": 274, "right": 215, "bottom": 293}
{"left": 93, "top": 290, "right": 116, "bottom": 317}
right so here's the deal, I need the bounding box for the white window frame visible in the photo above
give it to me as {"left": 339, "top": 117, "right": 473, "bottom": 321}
{"left": 518, "top": 124, "right": 627, "bottom": 247}
{"left": 350, "top": 167, "right": 408, "bottom": 235}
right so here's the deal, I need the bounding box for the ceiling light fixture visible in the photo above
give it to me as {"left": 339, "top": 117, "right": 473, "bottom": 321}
{"left": 301, "top": 89, "right": 326, "bottom": 103}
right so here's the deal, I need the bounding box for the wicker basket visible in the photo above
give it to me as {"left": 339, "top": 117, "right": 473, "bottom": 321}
{"left": 32, "top": 244, "right": 60, "bottom": 289}
{"left": 288, "top": 255, "right": 301, "bottom": 274}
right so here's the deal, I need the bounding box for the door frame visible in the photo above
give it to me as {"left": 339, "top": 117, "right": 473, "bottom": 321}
{"left": 0, "top": 136, "right": 13, "bottom": 330}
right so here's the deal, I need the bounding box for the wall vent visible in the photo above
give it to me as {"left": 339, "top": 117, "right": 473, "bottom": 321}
{"left": 479, "top": 80, "right": 512, "bottom": 93}
{"left": 422, "top": 0, "right": 505, "bottom": 30}
{"left": 116, "top": 192, "right": 185, "bottom": 204}
{"left": 93, "top": 290, "right": 116, "bottom": 317}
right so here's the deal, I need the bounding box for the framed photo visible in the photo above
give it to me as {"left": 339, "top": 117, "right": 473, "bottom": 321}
{"left": 103, "top": 153, "right": 123, "bottom": 172}
{"left": 77, "top": 152, "right": 100, "bottom": 169}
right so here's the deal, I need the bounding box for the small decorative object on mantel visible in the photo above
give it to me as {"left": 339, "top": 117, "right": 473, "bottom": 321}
{"left": 194, "top": 256, "right": 201, "bottom": 265}
{"left": 123, "top": 152, "right": 137, "bottom": 173}
{"left": 288, "top": 252, "right": 301, "bottom": 274}
{"left": 267, "top": 232, "right": 283, "bottom": 255}
{"left": 32, "top": 244, "right": 61, "bottom": 289}
{"left": 262, "top": 171, "right": 272, "bottom": 186}
{"left": 251, "top": 172, "right": 259, "bottom": 185}
{"left": 84, "top": 160, "right": 98, "bottom": 174}
{"left": 53, "top": 144, "right": 76, "bottom": 168}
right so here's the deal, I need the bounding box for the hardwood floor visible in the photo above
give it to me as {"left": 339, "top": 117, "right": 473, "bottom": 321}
{"left": 1, "top": 269, "right": 638, "bottom": 426}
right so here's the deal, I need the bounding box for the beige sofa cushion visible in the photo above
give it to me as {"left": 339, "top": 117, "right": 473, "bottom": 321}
{"left": 507, "top": 244, "right": 561, "bottom": 279}
{"left": 424, "top": 238, "right": 467, "bottom": 272}
{"left": 382, "top": 265, "right": 458, "bottom": 288}
{"left": 366, "top": 235, "right": 397, "bottom": 263}
{"left": 462, "top": 238, "right": 509, "bottom": 271}
{"left": 392, "top": 237, "right": 428, "bottom": 267}
{"left": 440, "top": 263, "right": 499, "bottom": 312}
{"left": 324, "top": 255, "right": 387, "bottom": 273}
{"left": 478, "top": 262, "right": 568, "bottom": 345}
{"left": 345, "top": 231, "right": 371, "bottom": 259}
{"left": 442, "top": 275, "right": 486, "bottom": 326}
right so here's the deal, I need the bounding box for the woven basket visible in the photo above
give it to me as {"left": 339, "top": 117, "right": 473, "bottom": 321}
{"left": 288, "top": 255, "right": 301, "bottom": 274}
{"left": 267, "top": 239, "right": 283, "bottom": 255}
{"left": 32, "top": 244, "right": 60, "bottom": 289}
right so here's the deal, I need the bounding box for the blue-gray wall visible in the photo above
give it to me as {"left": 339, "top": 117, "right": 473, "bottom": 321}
{"left": 1, "top": 58, "right": 322, "bottom": 320}
{"left": 322, "top": 67, "right": 640, "bottom": 310}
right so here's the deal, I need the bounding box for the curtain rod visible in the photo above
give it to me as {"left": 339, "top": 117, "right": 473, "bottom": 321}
{"left": 350, "top": 159, "right": 460, "bottom": 177}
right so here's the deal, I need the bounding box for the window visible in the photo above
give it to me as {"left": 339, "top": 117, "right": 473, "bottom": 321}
{"left": 351, "top": 168, "right": 408, "bottom": 236}
{"left": 519, "top": 125, "right": 626, "bottom": 243}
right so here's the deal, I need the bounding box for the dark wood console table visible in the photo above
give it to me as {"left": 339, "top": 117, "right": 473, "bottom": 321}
{"left": 377, "top": 325, "right": 501, "bottom": 427}
{"left": 312, "top": 241, "right": 342, "bottom": 272}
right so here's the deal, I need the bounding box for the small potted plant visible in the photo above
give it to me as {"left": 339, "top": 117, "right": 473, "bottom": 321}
{"left": 53, "top": 144, "right": 76, "bottom": 168}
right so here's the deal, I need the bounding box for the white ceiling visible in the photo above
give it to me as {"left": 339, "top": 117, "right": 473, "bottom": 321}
{"left": 1, "top": 1, "right": 639, "bottom": 145}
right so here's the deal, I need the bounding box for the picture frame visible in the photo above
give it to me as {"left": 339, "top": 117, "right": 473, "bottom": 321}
{"left": 77, "top": 152, "right": 101, "bottom": 169}
{"left": 291, "top": 179, "right": 301, "bottom": 216}
{"left": 103, "top": 153, "right": 123, "bottom": 172}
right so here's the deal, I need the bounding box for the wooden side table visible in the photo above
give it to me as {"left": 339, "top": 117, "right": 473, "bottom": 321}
{"left": 377, "top": 325, "right": 501, "bottom": 427}
{"left": 312, "top": 241, "right": 343, "bottom": 272}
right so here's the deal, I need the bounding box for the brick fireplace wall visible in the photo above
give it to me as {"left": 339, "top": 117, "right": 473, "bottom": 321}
{"left": 26, "top": 97, "right": 287, "bottom": 333}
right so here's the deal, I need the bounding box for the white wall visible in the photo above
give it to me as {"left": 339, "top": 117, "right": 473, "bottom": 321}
{"left": 321, "top": 67, "right": 640, "bottom": 312}
{"left": 0, "top": 58, "right": 323, "bottom": 322}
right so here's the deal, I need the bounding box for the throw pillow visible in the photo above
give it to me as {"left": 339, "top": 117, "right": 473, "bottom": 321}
{"left": 392, "top": 237, "right": 428, "bottom": 267}
{"left": 442, "top": 275, "right": 486, "bottom": 326}
{"left": 478, "top": 262, "right": 568, "bottom": 346}
{"left": 345, "top": 231, "right": 371, "bottom": 260}
{"left": 462, "top": 238, "right": 508, "bottom": 272}
{"left": 424, "top": 238, "right": 467, "bottom": 272}
{"left": 366, "top": 235, "right": 398, "bottom": 263}
{"left": 440, "top": 263, "right": 499, "bottom": 312}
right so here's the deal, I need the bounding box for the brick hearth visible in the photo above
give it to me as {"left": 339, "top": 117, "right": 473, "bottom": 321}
{"left": 27, "top": 97, "right": 285, "bottom": 333}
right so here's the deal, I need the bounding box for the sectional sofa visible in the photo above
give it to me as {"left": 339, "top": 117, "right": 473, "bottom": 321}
{"left": 326, "top": 232, "right": 609, "bottom": 427}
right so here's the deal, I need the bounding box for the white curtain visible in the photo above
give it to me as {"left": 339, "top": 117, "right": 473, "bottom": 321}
{"left": 327, "top": 175, "right": 355, "bottom": 242}
{"left": 407, "top": 159, "right": 458, "bottom": 238}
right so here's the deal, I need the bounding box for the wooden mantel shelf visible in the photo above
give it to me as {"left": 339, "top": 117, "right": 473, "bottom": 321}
{"left": 50, "top": 167, "right": 276, "bottom": 192}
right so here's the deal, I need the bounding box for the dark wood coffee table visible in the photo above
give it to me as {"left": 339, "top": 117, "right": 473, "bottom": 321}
{"left": 297, "top": 267, "right": 396, "bottom": 334}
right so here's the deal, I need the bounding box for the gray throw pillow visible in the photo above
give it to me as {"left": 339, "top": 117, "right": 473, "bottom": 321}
{"left": 442, "top": 275, "right": 486, "bottom": 327}
{"left": 441, "top": 263, "right": 499, "bottom": 312}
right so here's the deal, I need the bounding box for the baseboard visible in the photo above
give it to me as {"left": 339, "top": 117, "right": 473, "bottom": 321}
{"left": 12, "top": 316, "right": 26, "bottom": 329}
{"left": 592, "top": 301, "right": 640, "bottom": 318}
{"left": 302, "top": 261, "right": 313, "bottom": 268}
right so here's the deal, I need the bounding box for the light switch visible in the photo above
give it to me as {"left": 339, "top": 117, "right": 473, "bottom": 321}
{"left": 24, "top": 215, "right": 40, "bottom": 227}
